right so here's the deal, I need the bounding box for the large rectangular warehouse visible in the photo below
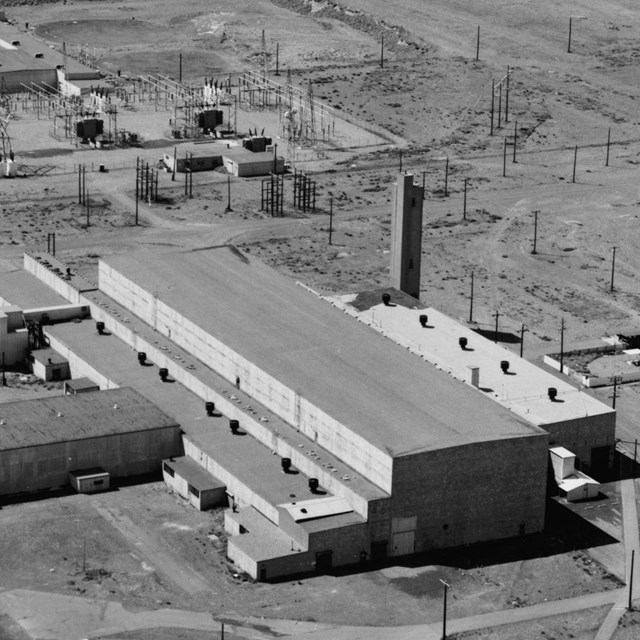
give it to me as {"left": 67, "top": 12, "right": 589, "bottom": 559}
{"left": 0, "top": 387, "right": 182, "bottom": 496}
{"left": 99, "top": 247, "right": 549, "bottom": 560}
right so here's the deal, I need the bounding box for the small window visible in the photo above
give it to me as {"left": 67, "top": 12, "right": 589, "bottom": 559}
{"left": 163, "top": 462, "right": 174, "bottom": 477}
{"left": 188, "top": 484, "right": 200, "bottom": 498}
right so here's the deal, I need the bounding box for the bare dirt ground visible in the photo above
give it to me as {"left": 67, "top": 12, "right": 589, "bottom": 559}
{"left": 0, "top": 481, "right": 623, "bottom": 629}
{"left": 2, "top": 0, "right": 640, "bottom": 637}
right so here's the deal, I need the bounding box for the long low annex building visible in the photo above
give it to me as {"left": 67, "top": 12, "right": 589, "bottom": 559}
{"left": 96, "top": 246, "right": 550, "bottom": 576}
{"left": 0, "top": 387, "right": 182, "bottom": 496}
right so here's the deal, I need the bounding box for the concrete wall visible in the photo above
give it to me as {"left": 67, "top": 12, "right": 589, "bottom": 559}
{"left": 32, "top": 357, "right": 70, "bottom": 382}
{"left": 390, "top": 174, "right": 424, "bottom": 298}
{"left": 390, "top": 434, "right": 548, "bottom": 554}
{"left": 228, "top": 518, "right": 371, "bottom": 580}
{"left": 0, "top": 426, "right": 182, "bottom": 496}
{"left": 45, "top": 330, "right": 119, "bottom": 390}
{"left": 98, "top": 260, "right": 393, "bottom": 494}
{"left": 0, "top": 310, "right": 28, "bottom": 366}
{"left": 24, "top": 254, "right": 87, "bottom": 304}
{"left": 24, "top": 304, "right": 91, "bottom": 324}
{"left": 544, "top": 413, "right": 615, "bottom": 475}
{"left": 162, "top": 461, "right": 226, "bottom": 510}
{"left": 1, "top": 68, "right": 57, "bottom": 93}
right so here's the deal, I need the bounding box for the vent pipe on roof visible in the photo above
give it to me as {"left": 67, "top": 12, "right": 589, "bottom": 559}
{"left": 205, "top": 401, "right": 215, "bottom": 417}
{"left": 137, "top": 352, "right": 147, "bottom": 365}
{"left": 459, "top": 337, "right": 468, "bottom": 350}
{"left": 500, "top": 360, "right": 510, "bottom": 374}
{"left": 548, "top": 387, "right": 558, "bottom": 401}
{"left": 419, "top": 314, "right": 428, "bottom": 327}
{"left": 96, "top": 321, "right": 105, "bottom": 335}
{"left": 281, "top": 457, "right": 292, "bottom": 473}
{"left": 159, "top": 367, "right": 169, "bottom": 382}
{"left": 309, "top": 478, "right": 319, "bottom": 493}
{"left": 230, "top": 419, "right": 240, "bottom": 434}
{"left": 382, "top": 293, "right": 391, "bottom": 306}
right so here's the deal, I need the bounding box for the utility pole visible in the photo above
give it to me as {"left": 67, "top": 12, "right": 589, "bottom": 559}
{"left": 606, "top": 127, "right": 611, "bottom": 167}
{"left": 611, "top": 375, "right": 622, "bottom": 409}
{"left": 135, "top": 156, "right": 139, "bottom": 225}
{"left": 490, "top": 79, "right": 495, "bottom": 135}
{"left": 513, "top": 120, "right": 518, "bottom": 163}
{"left": 86, "top": 190, "right": 90, "bottom": 227}
{"left": 225, "top": 172, "right": 233, "bottom": 212}
{"left": 399, "top": 150, "right": 403, "bottom": 173}
{"left": 531, "top": 210, "right": 539, "bottom": 254}
{"left": 476, "top": 26, "right": 480, "bottom": 61}
{"left": 572, "top": 145, "right": 578, "bottom": 183}
{"left": 494, "top": 310, "right": 500, "bottom": 343}
{"left": 568, "top": 17, "right": 572, "bottom": 53}
{"left": 503, "top": 137, "right": 507, "bottom": 177}
{"left": 275, "top": 42, "right": 280, "bottom": 76}
{"left": 629, "top": 549, "right": 635, "bottom": 611}
{"left": 520, "top": 324, "right": 528, "bottom": 358}
{"left": 504, "top": 65, "right": 510, "bottom": 123}
{"left": 380, "top": 34, "right": 384, "bottom": 68}
{"left": 179, "top": 52, "right": 183, "bottom": 84}
{"left": 560, "top": 317, "right": 566, "bottom": 373}
{"left": 440, "top": 579, "right": 450, "bottom": 640}
{"left": 469, "top": 271, "right": 474, "bottom": 323}
{"left": 610, "top": 246, "right": 617, "bottom": 293}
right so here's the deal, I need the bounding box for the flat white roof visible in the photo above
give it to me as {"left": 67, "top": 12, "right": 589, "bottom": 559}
{"left": 279, "top": 496, "right": 353, "bottom": 522}
{"left": 328, "top": 298, "right": 614, "bottom": 427}
{"left": 550, "top": 446, "right": 575, "bottom": 459}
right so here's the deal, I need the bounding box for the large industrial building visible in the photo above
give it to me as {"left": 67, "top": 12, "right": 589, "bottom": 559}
{"left": 0, "top": 22, "right": 100, "bottom": 93}
{"left": 0, "top": 245, "right": 615, "bottom": 580}
{"left": 0, "top": 387, "right": 182, "bottom": 496}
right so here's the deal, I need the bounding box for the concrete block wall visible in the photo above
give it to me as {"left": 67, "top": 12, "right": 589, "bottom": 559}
{"left": 84, "top": 300, "right": 375, "bottom": 518}
{"left": 391, "top": 434, "right": 548, "bottom": 553}
{"left": 45, "top": 331, "right": 118, "bottom": 390}
{"left": 28, "top": 257, "right": 385, "bottom": 521}
{"left": 24, "top": 254, "right": 84, "bottom": 304}
{"left": 184, "top": 438, "right": 279, "bottom": 523}
{"left": 98, "top": 260, "right": 393, "bottom": 493}
{"left": 544, "top": 413, "right": 615, "bottom": 474}
{"left": 24, "top": 304, "right": 91, "bottom": 324}
{"left": 0, "top": 428, "right": 182, "bottom": 496}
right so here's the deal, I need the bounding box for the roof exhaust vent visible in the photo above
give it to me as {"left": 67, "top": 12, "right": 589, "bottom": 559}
{"left": 459, "top": 337, "right": 468, "bottom": 350}
{"left": 96, "top": 321, "right": 105, "bottom": 335}
{"left": 281, "top": 457, "right": 292, "bottom": 473}
{"left": 419, "top": 314, "right": 428, "bottom": 327}
{"left": 230, "top": 419, "right": 240, "bottom": 434}
{"left": 137, "top": 352, "right": 147, "bottom": 365}
{"left": 381, "top": 292, "right": 391, "bottom": 306}
{"left": 205, "top": 401, "right": 216, "bottom": 417}
{"left": 309, "top": 478, "right": 319, "bottom": 493}
{"left": 159, "top": 367, "right": 169, "bottom": 382}
{"left": 500, "top": 360, "right": 510, "bottom": 374}
{"left": 548, "top": 387, "right": 558, "bottom": 402}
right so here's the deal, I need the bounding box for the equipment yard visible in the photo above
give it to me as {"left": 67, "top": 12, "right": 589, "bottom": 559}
{"left": 3, "top": 0, "right": 640, "bottom": 638}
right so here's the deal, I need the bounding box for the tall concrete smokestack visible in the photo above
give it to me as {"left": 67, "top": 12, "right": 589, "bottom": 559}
{"left": 390, "top": 173, "right": 424, "bottom": 298}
